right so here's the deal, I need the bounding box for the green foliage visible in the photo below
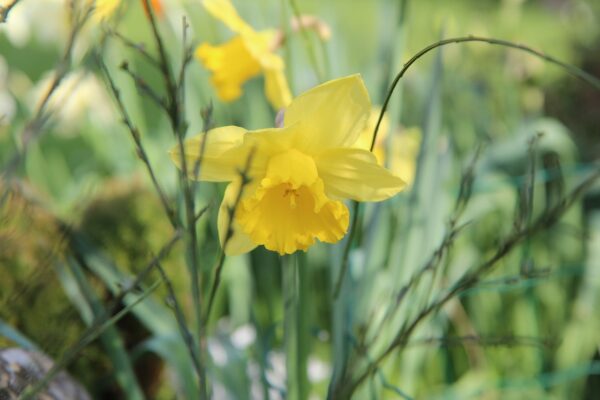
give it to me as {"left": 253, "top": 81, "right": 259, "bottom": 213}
{"left": 1, "top": 0, "right": 600, "bottom": 399}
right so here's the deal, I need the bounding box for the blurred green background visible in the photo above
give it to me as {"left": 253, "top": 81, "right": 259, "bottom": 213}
{"left": 1, "top": 0, "right": 600, "bottom": 398}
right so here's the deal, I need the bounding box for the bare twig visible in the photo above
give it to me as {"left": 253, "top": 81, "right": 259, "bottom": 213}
{"left": 120, "top": 61, "right": 169, "bottom": 111}
{"left": 405, "top": 334, "right": 557, "bottom": 349}
{"left": 98, "top": 58, "right": 178, "bottom": 228}
{"left": 156, "top": 262, "right": 204, "bottom": 378}
{"left": 1, "top": 2, "right": 93, "bottom": 204}
{"left": 139, "top": 2, "right": 207, "bottom": 396}
{"left": 204, "top": 149, "right": 256, "bottom": 324}
{"left": 108, "top": 29, "right": 162, "bottom": 70}
{"left": 337, "top": 166, "right": 600, "bottom": 398}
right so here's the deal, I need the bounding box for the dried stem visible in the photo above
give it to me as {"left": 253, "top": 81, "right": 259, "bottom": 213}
{"left": 204, "top": 149, "right": 256, "bottom": 324}
{"left": 1, "top": 1, "right": 93, "bottom": 204}
{"left": 98, "top": 58, "right": 178, "bottom": 228}
{"left": 140, "top": 2, "right": 207, "bottom": 395}
{"left": 405, "top": 334, "right": 556, "bottom": 349}
{"left": 108, "top": 29, "right": 162, "bottom": 70}
{"left": 332, "top": 201, "right": 360, "bottom": 298}
{"left": 336, "top": 166, "right": 600, "bottom": 398}
{"left": 156, "top": 262, "right": 204, "bottom": 378}
{"left": 120, "top": 61, "right": 169, "bottom": 111}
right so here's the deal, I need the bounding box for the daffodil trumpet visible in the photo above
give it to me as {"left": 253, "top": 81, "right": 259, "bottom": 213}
{"left": 171, "top": 75, "right": 406, "bottom": 256}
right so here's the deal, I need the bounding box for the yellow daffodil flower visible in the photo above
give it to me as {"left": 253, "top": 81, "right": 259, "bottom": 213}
{"left": 171, "top": 75, "right": 405, "bottom": 255}
{"left": 354, "top": 108, "right": 421, "bottom": 187}
{"left": 196, "top": 0, "right": 292, "bottom": 109}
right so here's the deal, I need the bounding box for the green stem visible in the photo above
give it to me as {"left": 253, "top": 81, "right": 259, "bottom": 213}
{"left": 333, "top": 201, "right": 360, "bottom": 298}
{"left": 289, "top": 0, "right": 325, "bottom": 82}
{"left": 370, "top": 35, "right": 600, "bottom": 152}
{"left": 283, "top": 253, "right": 309, "bottom": 400}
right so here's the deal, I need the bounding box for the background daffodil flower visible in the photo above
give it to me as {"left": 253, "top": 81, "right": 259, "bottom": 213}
{"left": 196, "top": 0, "right": 292, "bottom": 109}
{"left": 171, "top": 75, "right": 405, "bottom": 256}
{"left": 354, "top": 108, "right": 422, "bottom": 187}
{"left": 92, "top": 0, "right": 163, "bottom": 22}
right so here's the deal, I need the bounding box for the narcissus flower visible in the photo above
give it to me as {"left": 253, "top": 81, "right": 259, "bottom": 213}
{"left": 354, "top": 108, "right": 421, "bottom": 187}
{"left": 196, "top": 0, "right": 292, "bottom": 109}
{"left": 171, "top": 75, "right": 405, "bottom": 255}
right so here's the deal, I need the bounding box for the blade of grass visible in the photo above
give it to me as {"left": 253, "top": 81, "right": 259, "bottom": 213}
{"left": 20, "top": 278, "right": 162, "bottom": 400}
{"left": 65, "top": 256, "right": 145, "bottom": 400}
{"left": 0, "top": 318, "right": 40, "bottom": 351}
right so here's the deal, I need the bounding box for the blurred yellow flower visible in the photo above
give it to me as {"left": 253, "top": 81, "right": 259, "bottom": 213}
{"left": 171, "top": 75, "right": 405, "bottom": 255}
{"left": 196, "top": 0, "right": 292, "bottom": 109}
{"left": 92, "top": 0, "right": 163, "bottom": 22}
{"left": 92, "top": 0, "right": 120, "bottom": 21}
{"left": 354, "top": 108, "right": 421, "bottom": 187}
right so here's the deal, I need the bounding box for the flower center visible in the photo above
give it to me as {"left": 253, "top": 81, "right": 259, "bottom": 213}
{"left": 236, "top": 149, "right": 349, "bottom": 255}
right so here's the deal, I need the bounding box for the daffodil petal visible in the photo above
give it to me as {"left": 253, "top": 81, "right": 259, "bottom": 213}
{"left": 239, "top": 126, "right": 296, "bottom": 160}
{"left": 203, "top": 0, "right": 253, "bottom": 34}
{"left": 195, "top": 38, "right": 262, "bottom": 102}
{"left": 169, "top": 126, "right": 247, "bottom": 182}
{"left": 241, "top": 30, "right": 281, "bottom": 67}
{"left": 172, "top": 126, "right": 296, "bottom": 183}
{"left": 263, "top": 66, "right": 292, "bottom": 109}
{"left": 284, "top": 74, "right": 371, "bottom": 153}
{"left": 316, "top": 148, "right": 406, "bottom": 201}
{"left": 218, "top": 181, "right": 258, "bottom": 255}
{"left": 389, "top": 127, "right": 422, "bottom": 186}
{"left": 354, "top": 108, "right": 390, "bottom": 154}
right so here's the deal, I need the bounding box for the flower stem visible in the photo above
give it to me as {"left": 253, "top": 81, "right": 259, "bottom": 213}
{"left": 371, "top": 35, "right": 600, "bottom": 152}
{"left": 288, "top": 0, "right": 325, "bottom": 82}
{"left": 283, "top": 253, "right": 309, "bottom": 400}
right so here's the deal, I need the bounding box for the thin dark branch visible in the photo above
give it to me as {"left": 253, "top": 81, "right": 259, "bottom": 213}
{"left": 204, "top": 149, "right": 256, "bottom": 324}
{"left": 98, "top": 58, "right": 178, "bottom": 228}
{"left": 141, "top": 0, "right": 178, "bottom": 123}
{"left": 406, "top": 334, "right": 557, "bottom": 349}
{"left": 156, "top": 262, "right": 204, "bottom": 378}
{"left": 140, "top": 3, "right": 207, "bottom": 395}
{"left": 367, "top": 144, "right": 482, "bottom": 341}
{"left": 340, "top": 166, "right": 600, "bottom": 398}
{"left": 1, "top": 2, "right": 93, "bottom": 203}
{"left": 108, "top": 29, "right": 162, "bottom": 70}
{"left": 120, "top": 61, "right": 169, "bottom": 112}
{"left": 60, "top": 221, "right": 183, "bottom": 322}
